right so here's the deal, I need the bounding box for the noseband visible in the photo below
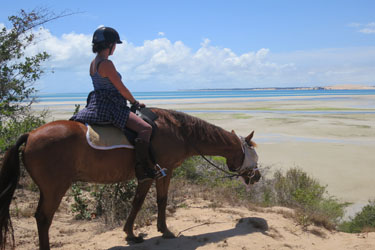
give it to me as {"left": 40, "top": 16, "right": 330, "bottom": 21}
{"left": 236, "top": 136, "right": 259, "bottom": 175}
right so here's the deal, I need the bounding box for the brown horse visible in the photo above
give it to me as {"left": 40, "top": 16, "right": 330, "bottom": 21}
{"left": 0, "top": 108, "right": 260, "bottom": 250}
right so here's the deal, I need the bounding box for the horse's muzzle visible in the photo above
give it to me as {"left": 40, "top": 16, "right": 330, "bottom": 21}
{"left": 241, "top": 168, "right": 261, "bottom": 186}
{"left": 249, "top": 168, "right": 261, "bottom": 184}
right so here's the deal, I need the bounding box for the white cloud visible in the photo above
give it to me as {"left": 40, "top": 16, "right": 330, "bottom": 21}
{"left": 350, "top": 22, "right": 375, "bottom": 34}
{"left": 359, "top": 28, "right": 375, "bottom": 34}
{"left": 26, "top": 28, "right": 92, "bottom": 68}
{"left": 348, "top": 22, "right": 361, "bottom": 27}
{"left": 12, "top": 28, "right": 375, "bottom": 92}
{"left": 158, "top": 32, "right": 165, "bottom": 36}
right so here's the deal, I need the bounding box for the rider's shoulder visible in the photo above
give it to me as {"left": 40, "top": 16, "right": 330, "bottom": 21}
{"left": 101, "top": 59, "right": 114, "bottom": 65}
{"left": 100, "top": 59, "right": 116, "bottom": 70}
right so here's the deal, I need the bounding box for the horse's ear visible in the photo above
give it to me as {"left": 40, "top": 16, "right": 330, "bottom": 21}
{"left": 245, "top": 131, "right": 255, "bottom": 143}
{"left": 231, "top": 130, "right": 236, "bottom": 134}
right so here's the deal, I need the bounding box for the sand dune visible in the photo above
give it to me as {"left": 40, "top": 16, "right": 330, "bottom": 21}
{"left": 324, "top": 84, "right": 375, "bottom": 90}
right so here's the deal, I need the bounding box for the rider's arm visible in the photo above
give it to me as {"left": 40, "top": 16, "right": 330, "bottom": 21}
{"left": 99, "top": 60, "right": 137, "bottom": 104}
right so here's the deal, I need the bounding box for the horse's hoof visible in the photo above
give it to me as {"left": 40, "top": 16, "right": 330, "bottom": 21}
{"left": 126, "top": 235, "right": 144, "bottom": 243}
{"left": 162, "top": 230, "right": 176, "bottom": 239}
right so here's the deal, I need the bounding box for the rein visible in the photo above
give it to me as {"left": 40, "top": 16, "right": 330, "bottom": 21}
{"left": 191, "top": 145, "right": 242, "bottom": 179}
{"left": 191, "top": 136, "right": 259, "bottom": 180}
{"left": 199, "top": 154, "right": 242, "bottom": 178}
{"left": 199, "top": 152, "right": 259, "bottom": 180}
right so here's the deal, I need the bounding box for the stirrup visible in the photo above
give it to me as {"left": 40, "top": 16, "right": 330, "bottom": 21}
{"left": 155, "top": 164, "right": 167, "bottom": 179}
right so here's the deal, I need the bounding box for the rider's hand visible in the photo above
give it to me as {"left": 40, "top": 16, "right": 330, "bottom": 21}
{"left": 130, "top": 101, "right": 140, "bottom": 112}
{"left": 130, "top": 100, "right": 146, "bottom": 112}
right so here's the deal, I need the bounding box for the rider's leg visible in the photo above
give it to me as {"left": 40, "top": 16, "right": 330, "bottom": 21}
{"left": 126, "top": 112, "right": 155, "bottom": 182}
{"left": 126, "top": 112, "right": 152, "bottom": 142}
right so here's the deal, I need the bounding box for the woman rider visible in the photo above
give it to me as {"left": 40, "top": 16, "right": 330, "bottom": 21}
{"left": 71, "top": 26, "right": 160, "bottom": 182}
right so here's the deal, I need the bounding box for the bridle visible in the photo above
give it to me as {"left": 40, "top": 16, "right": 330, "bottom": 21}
{"left": 193, "top": 136, "right": 259, "bottom": 179}
{"left": 237, "top": 136, "right": 259, "bottom": 178}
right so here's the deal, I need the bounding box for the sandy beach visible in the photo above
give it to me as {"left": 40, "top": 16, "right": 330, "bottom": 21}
{"left": 32, "top": 94, "right": 375, "bottom": 212}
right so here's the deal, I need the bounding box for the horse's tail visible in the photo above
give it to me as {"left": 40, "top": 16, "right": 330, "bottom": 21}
{"left": 0, "top": 134, "right": 29, "bottom": 250}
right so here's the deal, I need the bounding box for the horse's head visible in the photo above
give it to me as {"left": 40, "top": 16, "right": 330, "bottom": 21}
{"left": 227, "top": 131, "right": 261, "bottom": 187}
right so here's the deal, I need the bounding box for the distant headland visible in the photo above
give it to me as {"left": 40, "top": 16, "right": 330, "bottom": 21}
{"left": 196, "top": 84, "right": 375, "bottom": 91}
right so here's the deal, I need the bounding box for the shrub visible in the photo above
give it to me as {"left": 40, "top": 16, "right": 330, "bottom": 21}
{"left": 259, "top": 168, "right": 347, "bottom": 229}
{"left": 172, "top": 158, "right": 348, "bottom": 230}
{"left": 339, "top": 200, "right": 375, "bottom": 233}
{"left": 0, "top": 112, "right": 47, "bottom": 191}
{"left": 69, "top": 180, "right": 158, "bottom": 228}
{"left": 91, "top": 181, "right": 137, "bottom": 225}
{"left": 173, "top": 156, "right": 207, "bottom": 182}
{"left": 70, "top": 183, "right": 91, "bottom": 220}
{"left": 0, "top": 112, "right": 47, "bottom": 152}
{"left": 273, "top": 168, "right": 325, "bottom": 207}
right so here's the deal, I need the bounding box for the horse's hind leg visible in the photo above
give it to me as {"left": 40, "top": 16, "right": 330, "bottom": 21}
{"left": 35, "top": 183, "right": 70, "bottom": 250}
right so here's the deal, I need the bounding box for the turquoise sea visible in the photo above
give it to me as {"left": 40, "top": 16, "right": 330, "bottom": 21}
{"left": 36, "top": 89, "right": 375, "bottom": 103}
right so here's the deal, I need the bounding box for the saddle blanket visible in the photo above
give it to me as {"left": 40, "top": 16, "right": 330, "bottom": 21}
{"left": 86, "top": 124, "right": 134, "bottom": 150}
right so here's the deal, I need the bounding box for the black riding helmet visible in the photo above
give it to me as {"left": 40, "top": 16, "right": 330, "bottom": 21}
{"left": 92, "top": 27, "right": 122, "bottom": 44}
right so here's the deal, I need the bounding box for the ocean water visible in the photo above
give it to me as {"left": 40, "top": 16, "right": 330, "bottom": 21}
{"left": 35, "top": 89, "right": 375, "bottom": 103}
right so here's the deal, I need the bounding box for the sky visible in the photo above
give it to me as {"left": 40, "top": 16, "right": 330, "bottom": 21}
{"left": 1, "top": 0, "right": 375, "bottom": 93}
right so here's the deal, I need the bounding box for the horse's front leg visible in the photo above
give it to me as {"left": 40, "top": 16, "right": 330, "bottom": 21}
{"left": 156, "top": 173, "right": 175, "bottom": 238}
{"left": 124, "top": 180, "right": 153, "bottom": 243}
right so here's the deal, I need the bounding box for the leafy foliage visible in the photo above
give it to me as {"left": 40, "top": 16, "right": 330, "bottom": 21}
{"left": 70, "top": 183, "right": 91, "bottom": 220}
{"left": 69, "top": 180, "right": 158, "bottom": 228}
{"left": 0, "top": 9, "right": 53, "bottom": 120}
{"left": 0, "top": 112, "right": 47, "bottom": 152}
{"left": 173, "top": 157, "right": 348, "bottom": 230}
{"left": 339, "top": 200, "right": 375, "bottom": 233}
{"left": 91, "top": 181, "right": 138, "bottom": 225}
{"left": 270, "top": 168, "right": 348, "bottom": 228}
{"left": 0, "top": 9, "right": 67, "bottom": 151}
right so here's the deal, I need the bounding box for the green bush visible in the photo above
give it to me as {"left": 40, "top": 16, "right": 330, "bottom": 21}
{"left": 70, "top": 183, "right": 91, "bottom": 220}
{"left": 68, "top": 180, "right": 158, "bottom": 228}
{"left": 173, "top": 156, "right": 223, "bottom": 184}
{"left": 264, "top": 168, "right": 348, "bottom": 229}
{"left": 0, "top": 112, "right": 47, "bottom": 152}
{"left": 91, "top": 181, "right": 137, "bottom": 225}
{"left": 172, "top": 158, "right": 348, "bottom": 230}
{"left": 339, "top": 200, "right": 375, "bottom": 233}
{"left": 273, "top": 168, "right": 325, "bottom": 207}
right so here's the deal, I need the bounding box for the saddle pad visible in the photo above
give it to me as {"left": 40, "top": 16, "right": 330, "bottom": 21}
{"left": 86, "top": 124, "right": 134, "bottom": 150}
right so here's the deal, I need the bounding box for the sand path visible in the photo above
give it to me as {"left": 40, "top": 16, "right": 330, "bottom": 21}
{"left": 12, "top": 196, "right": 375, "bottom": 250}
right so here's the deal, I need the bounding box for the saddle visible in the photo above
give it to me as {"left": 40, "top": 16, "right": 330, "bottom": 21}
{"left": 86, "top": 107, "right": 158, "bottom": 150}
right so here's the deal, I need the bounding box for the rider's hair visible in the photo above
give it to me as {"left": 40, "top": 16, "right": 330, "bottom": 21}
{"left": 92, "top": 42, "right": 112, "bottom": 53}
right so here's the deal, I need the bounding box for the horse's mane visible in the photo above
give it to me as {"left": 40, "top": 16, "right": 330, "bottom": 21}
{"left": 154, "top": 109, "right": 235, "bottom": 145}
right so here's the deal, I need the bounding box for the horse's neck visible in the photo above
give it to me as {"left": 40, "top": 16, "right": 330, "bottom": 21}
{"left": 191, "top": 129, "right": 241, "bottom": 158}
